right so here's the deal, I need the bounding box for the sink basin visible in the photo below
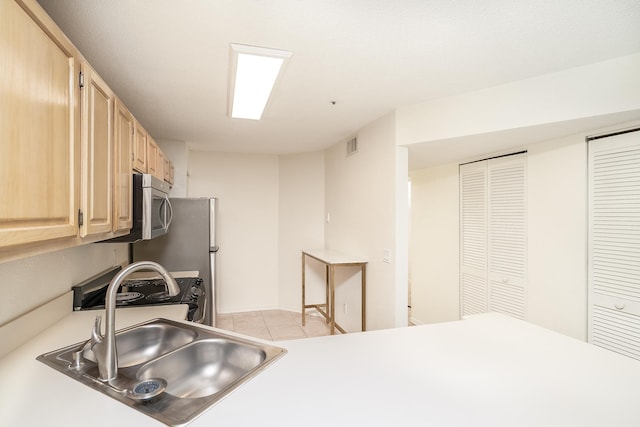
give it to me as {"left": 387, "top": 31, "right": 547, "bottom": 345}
{"left": 138, "top": 338, "right": 267, "bottom": 398}
{"left": 37, "top": 318, "right": 287, "bottom": 426}
{"left": 82, "top": 322, "right": 197, "bottom": 367}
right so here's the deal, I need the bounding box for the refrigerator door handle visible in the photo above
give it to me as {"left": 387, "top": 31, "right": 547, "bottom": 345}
{"left": 209, "top": 198, "right": 216, "bottom": 249}
{"left": 209, "top": 252, "right": 217, "bottom": 327}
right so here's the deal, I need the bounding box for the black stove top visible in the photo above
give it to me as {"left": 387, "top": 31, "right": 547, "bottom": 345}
{"left": 78, "top": 277, "right": 197, "bottom": 308}
{"left": 72, "top": 266, "right": 205, "bottom": 322}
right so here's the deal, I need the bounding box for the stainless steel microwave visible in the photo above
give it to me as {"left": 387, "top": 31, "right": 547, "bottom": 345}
{"left": 108, "top": 174, "right": 172, "bottom": 242}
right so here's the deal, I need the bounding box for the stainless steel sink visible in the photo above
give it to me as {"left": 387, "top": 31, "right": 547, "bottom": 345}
{"left": 82, "top": 322, "right": 197, "bottom": 368}
{"left": 37, "top": 318, "right": 287, "bottom": 426}
{"left": 138, "top": 338, "right": 268, "bottom": 399}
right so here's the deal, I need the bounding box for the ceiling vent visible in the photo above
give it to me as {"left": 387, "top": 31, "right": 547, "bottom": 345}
{"left": 346, "top": 138, "right": 358, "bottom": 156}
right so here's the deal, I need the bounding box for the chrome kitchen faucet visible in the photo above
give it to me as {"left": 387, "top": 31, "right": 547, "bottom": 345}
{"left": 87, "top": 261, "right": 180, "bottom": 381}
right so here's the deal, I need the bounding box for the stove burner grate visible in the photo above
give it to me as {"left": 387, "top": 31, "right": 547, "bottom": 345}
{"left": 116, "top": 292, "right": 144, "bottom": 304}
{"left": 147, "top": 291, "right": 171, "bottom": 302}
{"left": 123, "top": 279, "right": 163, "bottom": 289}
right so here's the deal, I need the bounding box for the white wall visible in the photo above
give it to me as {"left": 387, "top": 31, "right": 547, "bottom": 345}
{"left": 161, "top": 137, "right": 406, "bottom": 328}
{"left": 397, "top": 53, "right": 640, "bottom": 147}
{"left": 401, "top": 53, "right": 640, "bottom": 339}
{"left": 408, "top": 120, "right": 640, "bottom": 340}
{"left": 527, "top": 133, "right": 588, "bottom": 340}
{"left": 409, "top": 163, "right": 460, "bottom": 325}
{"left": 187, "top": 151, "right": 280, "bottom": 313}
{"left": 324, "top": 112, "right": 407, "bottom": 331}
{"left": 394, "top": 147, "right": 409, "bottom": 327}
{"left": 0, "top": 243, "right": 129, "bottom": 326}
{"left": 278, "top": 152, "right": 325, "bottom": 312}
{"left": 156, "top": 139, "right": 188, "bottom": 197}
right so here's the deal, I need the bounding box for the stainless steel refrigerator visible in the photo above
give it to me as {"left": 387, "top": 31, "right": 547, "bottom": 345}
{"left": 132, "top": 198, "right": 218, "bottom": 326}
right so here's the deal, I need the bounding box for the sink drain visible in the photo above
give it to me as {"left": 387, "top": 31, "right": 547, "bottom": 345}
{"left": 129, "top": 378, "right": 167, "bottom": 401}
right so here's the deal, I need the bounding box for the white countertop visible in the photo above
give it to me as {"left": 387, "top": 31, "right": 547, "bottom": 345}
{"left": 0, "top": 305, "right": 189, "bottom": 426}
{"left": 2, "top": 312, "right": 640, "bottom": 426}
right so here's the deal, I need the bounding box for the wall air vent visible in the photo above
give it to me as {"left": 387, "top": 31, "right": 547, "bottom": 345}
{"left": 346, "top": 138, "right": 358, "bottom": 156}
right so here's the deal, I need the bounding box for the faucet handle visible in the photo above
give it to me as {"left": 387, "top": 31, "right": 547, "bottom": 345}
{"left": 71, "top": 316, "right": 103, "bottom": 370}
{"left": 91, "top": 315, "right": 104, "bottom": 345}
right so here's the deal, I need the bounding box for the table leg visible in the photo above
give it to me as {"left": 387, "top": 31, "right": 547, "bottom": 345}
{"left": 301, "top": 253, "right": 306, "bottom": 326}
{"left": 329, "top": 265, "right": 336, "bottom": 335}
{"left": 361, "top": 264, "right": 366, "bottom": 332}
{"left": 324, "top": 264, "right": 329, "bottom": 324}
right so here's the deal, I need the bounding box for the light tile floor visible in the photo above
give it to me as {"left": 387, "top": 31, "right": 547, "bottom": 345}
{"left": 216, "top": 310, "right": 337, "bottom": 341}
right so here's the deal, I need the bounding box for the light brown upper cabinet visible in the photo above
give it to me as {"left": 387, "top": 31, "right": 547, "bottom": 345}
{"left": 157, "top": 148, "right": 165, "bottom": 181}
{"left": 113, "top": 98, "right": 134, "bottom": 233}
{"left": 147, "top": 136, "right": 169, "bottom": 182}
{"left": 164, "top": 158, "right": 172, "bottom": 184}
{"left": 146, "top": 136, "right": 159, "bottom": 178}
{"left": 133, "top": 129, "right": 171, "bottom": 183}
{"left": 133, "top": 121, "right": 148, "bottom": 173}
{"left": 0, "top": 0, "right": 81, "bottom": 249}
{"left": 1, "top": 0, "right": 174, "bottom": 261}
{"left": 79, "top": 62, "right": 114, "bottom": 237}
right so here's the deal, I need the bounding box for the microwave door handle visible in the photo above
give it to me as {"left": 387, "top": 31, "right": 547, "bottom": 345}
{"left": 158, "top": 198, "right": 167, "bottom": 229}
{"left": 164, "top": 197, "right": 173, "bottom": 229}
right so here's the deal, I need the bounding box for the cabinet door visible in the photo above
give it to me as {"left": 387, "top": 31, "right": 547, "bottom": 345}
{"left": 133, "top": 121, "right": 147, "bottom": 173}
{"left": 113, "top": 98, "right": 134, "bottom": 232}
{"left": 80, "top": 63, "right": 113, "bottom": 237}
{"left": 164, "top": 158, "right": 171, "bottom": 182}
{"left": 147, "top": 137, "right": 158, "bottom": 177}
{"left": 0, "top": 0, "right": 80, "bottom": 247}
{"left": 157, "top": 148, "right": 165, "bottom": 181}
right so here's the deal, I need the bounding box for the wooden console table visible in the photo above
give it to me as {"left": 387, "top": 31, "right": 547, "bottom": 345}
{"left": 301, "top": 249, "right": 367, "bottom": 335}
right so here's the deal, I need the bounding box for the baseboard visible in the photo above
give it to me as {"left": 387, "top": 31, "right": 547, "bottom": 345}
{"left": 217, "top": 305, "right": 281, "bottom": 315}
{"left": 409, "top": 317, "right": 425, "bottom": 326}
{"left": 216, "top": 306, "right": 317, "bottom": 316}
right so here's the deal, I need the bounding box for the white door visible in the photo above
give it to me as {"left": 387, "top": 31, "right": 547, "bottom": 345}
{"left": 589, "top": 129, "right": 640, "bottom": 360}
{"left": 460, "top": 153, "right": 527, "bottom": 319}
{"left": 487, "top": 155, "right": 527, "bottom": 319}
{"left": 460, "top": 161, "right": 488, "bottom": 316}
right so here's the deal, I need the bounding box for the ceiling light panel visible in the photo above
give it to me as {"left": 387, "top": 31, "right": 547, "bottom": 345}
{"left": 228, "top": 44, "right": 292, "bottom": 120}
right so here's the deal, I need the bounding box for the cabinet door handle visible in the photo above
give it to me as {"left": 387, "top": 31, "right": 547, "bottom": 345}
{"left": 614, "top": 303, "right": 625, "bottom": 310}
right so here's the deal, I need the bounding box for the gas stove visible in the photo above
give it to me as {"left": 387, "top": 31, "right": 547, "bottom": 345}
{"left": 72, "top": 266, "right": 205, "bottom": 323}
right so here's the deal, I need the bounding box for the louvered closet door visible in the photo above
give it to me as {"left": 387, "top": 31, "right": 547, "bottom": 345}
{"left": 460, "top": 161, "right": 488, "bottom": 316}
{"left": 589, "top": 130, "right": 640, "bottom": 360}
{"left": 488, "top": 155, "right": 527, "bottom": 320}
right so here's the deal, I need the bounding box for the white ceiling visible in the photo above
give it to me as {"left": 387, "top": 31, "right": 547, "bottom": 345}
{"left": 37, "top": 0, "right": 640, "bottom": 161}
